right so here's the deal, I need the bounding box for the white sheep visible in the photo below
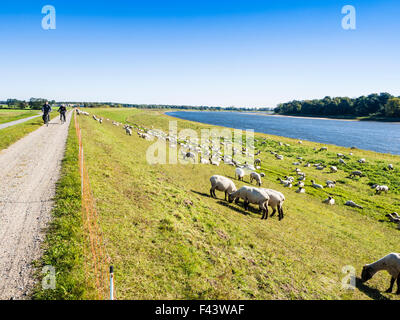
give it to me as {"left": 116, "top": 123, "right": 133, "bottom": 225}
{"left": 344, "top": 200, "right": 363, "bottom": 209}
{"left": 184, "top": 152, "right": 196, "bottom": 161}
{"left": 209, "top": 175, "right": 237, "bottom": 201}
{"left": 388, "top": 164, "right": 394, "bottom": 170}
{"left": 311, "top": 180, "right": 324, "bottom": 189}
{"left": 228, "top": 186, "right": 270, "bottom": 219}
{"left": 330, "top": 166, "right": 338, "bottom": 173}
{"left": 296, "top": 187, "right": 306, "bottom": 193}
{"left": 250, "top": 172, "right": 262, "bottom": 186}
{"left": 260, "top": 188, "right": 285, "bottom": 220}
{"left": 322, "top": 196, "right": 335, "bottom": 205}
{"left": 235, "top": 168, "right": 245, "bottom": 181}
{"left": 361, "top": 253, "right": 400, "bottom": 294}
{"left": 125, "top": 127, "right": 132, "bottom": 136}
{"left": 326, "top": 180, "right": 336, "bottom": 188}
{"left": 350, "top": 170, "right": 363, "bottom": 178}
{"left": 375, "top": 185, "right": 389, "bottom": 194}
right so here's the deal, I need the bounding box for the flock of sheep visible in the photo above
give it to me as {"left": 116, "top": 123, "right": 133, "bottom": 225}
{"left": 75, "top": 108, "right": 400, "bottom": 294}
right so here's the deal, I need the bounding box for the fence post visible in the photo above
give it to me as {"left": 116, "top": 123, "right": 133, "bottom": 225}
{"left": 110, "top": 266, "right": 114, "bottom": 300}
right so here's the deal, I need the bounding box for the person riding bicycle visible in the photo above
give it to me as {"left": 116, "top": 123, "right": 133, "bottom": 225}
{"left": 42, "top": 101, "right": 52, "bottom": 125}
{"left": 58, "top": 105, "right": 67, "bottom": 123}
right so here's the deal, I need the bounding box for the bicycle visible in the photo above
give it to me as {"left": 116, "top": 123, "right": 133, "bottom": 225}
{"left": 60, "top": 112, "right": 66, "bottom": 124}
{"left": 43, "top": 113, "right": 50, "bottom": 127}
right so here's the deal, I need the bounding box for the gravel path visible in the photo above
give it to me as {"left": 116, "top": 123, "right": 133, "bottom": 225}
{"left": 0, "top": 111, "right": 72, "bottom": 299}
{"left": 0, "top": 114, "right": 41, "bottom": 130}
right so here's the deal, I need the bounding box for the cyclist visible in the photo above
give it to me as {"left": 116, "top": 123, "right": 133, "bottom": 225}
{"left": 58, "top": 104, "right": 67, "bottom": 124}
{"left": 42, "top": 101, "right": 52, "bottom": 126}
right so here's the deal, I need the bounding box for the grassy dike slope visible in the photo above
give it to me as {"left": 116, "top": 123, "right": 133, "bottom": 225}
{"left": 69, "top": 108, "right": 398, "bottom": 299}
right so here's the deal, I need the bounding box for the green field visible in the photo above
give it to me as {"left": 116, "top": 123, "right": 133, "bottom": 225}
{"left": 0, "top": 109, "right": 39, "bottom": 125}
{"left": 37, "top": 108, "right": 400, "bottom": 300}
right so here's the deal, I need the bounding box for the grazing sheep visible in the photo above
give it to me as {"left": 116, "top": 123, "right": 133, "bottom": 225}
{"left": 200, "top": 157, "right": 210, "bottom": 164}
{"left": 296, "top": 181, "right": 305, "bottom": 188}
{"left": 320, "top": 147, "right": 328, "bottom": 151}
{"left": 358, "top": 158, "right": 366, "bottom": 163}
{"left": 386, "top": 212, "right": 400, "bottom": 223}
{"left": 323, "top": 196, "right": 335, "bottom": 205}
{"left": 235, "top": 168, "right": 245, "bottom": 181}
{"left": 184, "top": 152, "right": 196, "bottom": 161}
{"left": 311, "top": 180, "right": 324, "bottom": 189}
{"left": 125, "top": 127, "right": 132, "bottom": 136}
{"left": 350, "top": 170, "right": 363, "bottom": 178}
{"left": 260, "top": 188, "right": 285, "bottom": 220}
{"left": 254, "top": 158, "right": 261, "bottom": 166}
{"left": 330, "top": 166, "right": 338, "bottom": 173}
{"left": 250, "top": 172, "right": 262, "bottom": 186}
{"left": 275, "top": 154, "right": 284, "bottom": 160}
{"left": 326, "top": 180, "right": 336, "bottom": 188}
{"left": 344, "top": 200, "right": 363, "bottom": 209}
{"left": 376, "top": 185, "right": 389, "bottom": 194}
{"left": 361, "top": 253, "right": 400, "bottom": 294}
{"left": 209, "top": 175, "right": 237, "bottom": 201}
{"left": 339, "top": 158, "right": 347, "bottom": 165}
{"left": 296, "top": 187, "right": 306, "bottom": 193}
{"left": 260, "top": 172, "right": 265, "bottom": 178}
{"left": 388, "top": 164, "right": 394, "bottom": 170}
{"left": 228, "top": 186, "right": 270, "bottom": 219}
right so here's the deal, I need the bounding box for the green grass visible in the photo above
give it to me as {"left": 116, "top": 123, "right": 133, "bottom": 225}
{"left": 0, "top": 109, "right": 39, "bottom": 124}
{"left": 57, "top": 108, "right": 399, "bottom": 300}
{"left": 0, "top": 111, "right": 58, "bottom": 151}
{"left": 32, "top": 115, "right": 92, "bottom": 300}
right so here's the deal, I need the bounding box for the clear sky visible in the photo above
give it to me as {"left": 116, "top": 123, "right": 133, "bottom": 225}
{"left": 0, "top": 0, "right": 399, "bottom": 107}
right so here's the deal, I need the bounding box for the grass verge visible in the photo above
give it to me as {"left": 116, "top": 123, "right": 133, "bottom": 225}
{"left": 32, "top": 115, "right": 87, "bottom": 300}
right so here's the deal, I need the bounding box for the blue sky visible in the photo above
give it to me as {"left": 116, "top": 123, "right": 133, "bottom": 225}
{"left": 0, "top": 0, "right": 399, "bottom": 107}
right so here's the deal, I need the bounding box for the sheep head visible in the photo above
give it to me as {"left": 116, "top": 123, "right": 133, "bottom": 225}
{"left": 361, "top": 265, "right": 374, "bottom": 282}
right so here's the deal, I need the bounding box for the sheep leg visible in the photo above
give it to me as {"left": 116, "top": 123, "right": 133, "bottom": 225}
{"left": 243, "top": 200, "right": 249, "bottom": 211}
{"left": 262, "top": 203, "right": 268, "bottom": 220}
{"left": 270, "top": 208, "right": 276, "bottom": 217}
{"left": 385, "top": 277, "right": 395, "bottom": 293}
{"left": 279, "top": 206, "right": 284, "bottom": 221}
{"left": 396, "top": 276, "right": 400, "bottom": 294}
{"left": 210, "top": 188, "right": 215, "bottom": 198}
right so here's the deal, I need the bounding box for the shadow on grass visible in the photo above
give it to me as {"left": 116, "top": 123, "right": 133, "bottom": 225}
{"left": 191, "top": 189, "right": 255, "bottom": 216}
{"left": 355, "top": 277, "right": 390, "bottom": 300}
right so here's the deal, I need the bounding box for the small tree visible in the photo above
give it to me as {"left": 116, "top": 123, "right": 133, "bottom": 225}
{"left": 384, "top": 98, "right": 400, "bottom": 117}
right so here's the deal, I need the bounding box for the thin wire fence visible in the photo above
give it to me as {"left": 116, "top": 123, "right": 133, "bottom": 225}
{"left": 74, "top": 110, "right": 115, "bottom": 300}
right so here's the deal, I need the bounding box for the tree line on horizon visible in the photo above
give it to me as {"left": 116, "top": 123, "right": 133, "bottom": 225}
{"left": 0, "top": 99, "right": 273, "bottom": 112}
{"left": 274, "top": 93, "right": 400, "bottom": 118}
